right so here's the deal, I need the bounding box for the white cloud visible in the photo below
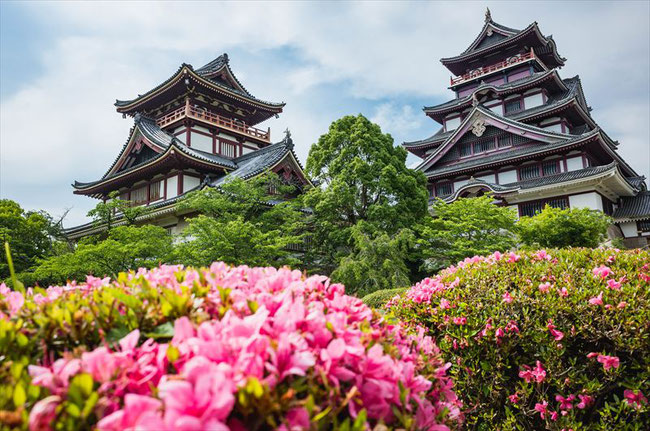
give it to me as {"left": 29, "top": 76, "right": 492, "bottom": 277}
{"left": 1, "top": 1, "right": 648, "bottom": 227}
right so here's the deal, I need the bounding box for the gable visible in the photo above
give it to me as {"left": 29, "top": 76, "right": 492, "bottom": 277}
{"left": 474, "top": 29, "right": 510, "bottom": 51}
{"left": 117, "top": 143, "right": 159, "bottom": 173}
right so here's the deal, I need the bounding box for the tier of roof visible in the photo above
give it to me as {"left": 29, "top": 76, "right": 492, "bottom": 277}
{"left": 114, "top": 54, "right": 285, "bottom": 124}
{"left": 613, "top": 192, "right": 650, "bottom": 222}
{"left": 440, "top": 15, "right": 566, "bottom": 76}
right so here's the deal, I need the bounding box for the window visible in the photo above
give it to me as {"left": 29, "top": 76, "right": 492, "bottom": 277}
{"left": 520, "top": 197, "right": 569, "bottom": 217}
{"left": 542, "top": 160, "right": 559, "bottom": 176}
{"left": 474, "top": 139, "right": 495, "bottom": 154}
{"left": 150, "top": 180, "right": 163, "bottom": 201}
{"left": 459, "top": 143, "right": 472, "bottom": 157}
{"left": 520, "top": 164, "right": 540, "bottom": 180}
{"left": 638, "top": 220, "right": 650, "bottom": 232}
{"left": 131, "top": 186, "right": 147, "bottom": 204}
{"left": 221, "top": 141, "right": 237, "bottom": 158}
{"left": 435, "top": 182, "right": 453, "bottom": 197}
{"left": 504, "top": 98, "right": 522, "bottom": 114}
{"left": 497, "top": 136, "right": 512, "bottom": 148}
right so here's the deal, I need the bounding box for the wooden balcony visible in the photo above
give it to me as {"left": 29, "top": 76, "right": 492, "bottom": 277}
{"left": 450, "top": 48, "right": 542, "bottom": 86}
{"left": 157, "top": 100, "right": 271, "bottom": 142}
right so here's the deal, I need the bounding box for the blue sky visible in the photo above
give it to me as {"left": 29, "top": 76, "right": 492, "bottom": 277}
{"left": 1, "top": 1, "right": 649, "bottom": 227}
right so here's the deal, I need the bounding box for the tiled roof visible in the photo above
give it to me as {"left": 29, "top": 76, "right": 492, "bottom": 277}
{"left": 501, "top": 163, "right": 624, "bottom": 189}
{"left": 613, "top": 191, "right": 650, "bottom": 221}
{"left": 210, "top": 134, "right": 297, "bottom": 186}
{"left": 403, "top": 128, "right": 451, "bottom": 148}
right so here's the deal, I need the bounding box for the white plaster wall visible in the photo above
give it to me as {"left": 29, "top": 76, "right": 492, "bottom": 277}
{"left": 193, "top": 125, "right": 211, "bottom": 134}
{"left": 566, "top": 156, "right": 584, "bottom": 172}
{"left": 241, "top": 146, "right": 255, "bottom": 155}
{"left": 175, "top": 133, "right": 186, "bottom": 144}
{"left": 543, "top": 123, "right": 563, "bottom": 133}
{"left": 498, "top": 170, "right": 518, "bottom": 184}
{"left": 445, "top": 117, "right": 461, "bottom": 131}
{"left": 190, "top": 132, "right": 213, "bottom": 153}
{"left": 477, "top": 174, "right": 496, "bottom": 183}
{"left": 453, "top": 179, "right": 469, "bottom": 190}
{"left": 523, "top": 93, "right": 544, "bottom": 109}
{"left": 488, "top": 104, "right": 503, "bottom": 115}
{"left": 619, "top": 221, "right": 638, "bottom": 238}
{"left": 183, "top": 175, "right": 201, "bottom": 193}
{"left": 217, "top": 132, "right": 238, "bottom": 141}
{"left": 166, "top": 176, "right": 178, "bottom": 199}
{"left": 568, "top": 192, "right": 603, "bottom": 211}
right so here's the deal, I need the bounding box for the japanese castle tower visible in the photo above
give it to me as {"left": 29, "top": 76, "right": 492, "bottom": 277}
{"left": 68, "top": 54, "right": 310, "bottom": 238}
{"left": 404, "top": 10, "right": 650, "bottom": 248}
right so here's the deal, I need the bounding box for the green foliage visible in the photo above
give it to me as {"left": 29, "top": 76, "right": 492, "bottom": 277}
{"left": 0, "top": 199, "right": 60, "bottom": 279}
{"left": 518, "top": 205, "right": 612, "bottom": 248}
{"left": 361, "top": 287, "right": 407, "bottom": 308}
{"left": 390, "top": 248, "right": 650, "bottom": 429}
{"left": 304, "top": 114, "right": 428, "bottom": 280}
{"left": 332, "top": 225, "right": 414, "bottom": 297}
{"left": 31, "top": 225, "right": 173, "bottom": 285}
{"left": 417, "top": 196, "right": 518, "bottom": 271}
{"left": 87, "top": 191, "right": 149, "bottom": 231}
{"left": 175, "top": 173, "right": 307, "bottom": 268}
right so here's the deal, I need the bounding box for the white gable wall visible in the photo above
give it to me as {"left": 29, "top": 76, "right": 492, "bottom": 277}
{"left": 569, "top": 192, "right": 602, "bottom": 211}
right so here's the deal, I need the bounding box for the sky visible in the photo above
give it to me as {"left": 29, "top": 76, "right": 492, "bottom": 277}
{"left": 1, "top": 1, "right": 649, "bottom": 227}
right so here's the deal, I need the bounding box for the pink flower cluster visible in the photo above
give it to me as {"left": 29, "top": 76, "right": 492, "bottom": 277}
{"left": 21, "top": 263, "right": 461, "bottom": 430}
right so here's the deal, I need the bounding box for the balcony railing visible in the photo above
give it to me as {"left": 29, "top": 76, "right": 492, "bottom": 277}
{"left": 450, "top": 48, "right": 541, "bottom": 87}
{"left": 157, "top": 100, "right": 271, "bottom": 141}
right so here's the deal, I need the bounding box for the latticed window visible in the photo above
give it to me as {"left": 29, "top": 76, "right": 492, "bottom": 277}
{"left": 519, "top": 197, "right": 569, "bottom": 217}
{"left": 149, "top": 180, "right": 162, "bottom": 201}
{"left": 520, "top": 164, "right": 540, "bottom": 180}
{"left": 474, "top": 139, "right": 495, "bottom": 154}
{"left": 638, "top": 220, "right": 650, "bottom": 232}
{"left": 459, "top": 143, "right": 472, "bottom": 157}
{"left": 497, "top": 136, "right": 511, "bottom": 148}
{"left": 131, "top": 186, "right": 147, "bottom": 204}
{"left": 435, "top": 182, "right": 453, "bottom": 197}
{"left": 542, "top": 160, "right": 559, "bottom": 176}
{"left": 221, "top": 141, "right": 237, "bottom": 158}
{"left": 504, "top": 99, "right": 522, "bottom": 113}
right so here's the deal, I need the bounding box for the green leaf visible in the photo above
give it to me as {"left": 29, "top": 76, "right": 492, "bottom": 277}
{"left": 13, "top": 383, "right": 26, "bottom": 407}
{"left": 145, "top": 321, "right": 175, "bottom": 339}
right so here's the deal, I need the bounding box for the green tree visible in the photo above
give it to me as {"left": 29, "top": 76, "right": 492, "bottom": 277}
{"left": 517, "top": 205, "right": 611, "bottom": 248}
{"left": 87, "top": 191, "right": 149, "bottom": 232}
{"left": 418, "top": 195, "right": 518, "bottom": 271}
{"left": 332, "top": 224, "right": 415, "bottom": 297}
{"left": 32, "top": 225, "right": 173, "bottom": 285}
{"left": 0, "top": 199, "right": 61, "bottom": 279}
{"left": 304, "top": 114, "right": 429, "bottom": 275}
{"left": 174, "top": 173, "right": 307, "bottom": 268}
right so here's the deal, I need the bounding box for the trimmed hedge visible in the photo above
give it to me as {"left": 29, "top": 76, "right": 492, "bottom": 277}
{"left": 389, "top": 248, "right": 650, "bottom": 430}
{"left": 361, "top": 288, "right": 408, "bottom": 308}
{"left": 0, "top": 264, "right": 461, "bottom": 430}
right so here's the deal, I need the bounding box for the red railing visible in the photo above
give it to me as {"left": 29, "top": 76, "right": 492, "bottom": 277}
{"left": 157, "top": 100, "right": 270, "bottom": 141}
{"left": 450, "top": 48, "right": 540, "bottom": 86}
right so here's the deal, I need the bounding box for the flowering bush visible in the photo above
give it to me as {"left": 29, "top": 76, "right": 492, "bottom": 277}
{"left": 0, "top": 263, "right": 461, "bottom": 430}
{"left": 388, "top": 248, "right": 650, "bottom": 429}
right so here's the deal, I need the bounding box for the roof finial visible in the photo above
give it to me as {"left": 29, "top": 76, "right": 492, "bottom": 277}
{"left": 284, "top": 128, "right": 294, "bottom": 149}
{"left": 485, "top": 7, "right": 492, "bottom": 23}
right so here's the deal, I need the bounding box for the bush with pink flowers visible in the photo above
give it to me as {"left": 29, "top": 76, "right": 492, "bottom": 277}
{"left": 0, "top": 263, "right": 461, "bottom": 430}
{"left": 388, "top": 248, "right": 650, "bottom": 430}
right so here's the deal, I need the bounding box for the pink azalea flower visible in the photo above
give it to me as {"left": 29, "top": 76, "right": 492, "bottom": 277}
{"left": 534, "top": 400, "right": 549, "bottom": 419}
{"left": 6, "top": 291, "right": 24, "bottom": 315}
{"left": 576, "top": 394, "right": 593, "bottom": 409}
{"left": 538, "top": 282, "right": 551, "bottom": 293}
{"left": 624, "top": 389, "right": 647, "bottom": 409}
{"left": 502, "top": 291, "right": 513, "bottom": 303}
{"left": 596, "top": 354, "right": 620, "bottom": 371}
{"left": 555, "top": 394, "right": 575, "bottom": 410}
{"left": 28, "top": 396, "right": 60, "bottom": 431}
{"left": 588, "top": 291, "right": 604, "bottom": 306}
{"left": 547, "top": 320, "right": 564, "bottom": 341}
{"left": 617, "top": 301, "right": 627, "bottom": 309}
{"left": 505, "top": 320, "right": 519, "bottom": 334}
{"left": 519, "top": 361, "right": 546, "bottom": 383}
{"left": 452, "top": 317, "right": 467, "bottom": 325}
{"left": 508, "top": 252, "right": 520, "bottom": 263}
{"left": 606, "top": 279, "right": 621, "bottom": 290}
{"left": 508, "top": 392, "right": 520, "bottom": 404}
{"left": 592, "top": 265, "right": 613, "bottom": 279}
{"left": 550, "top": 411, "right": 559, "bottom": 421}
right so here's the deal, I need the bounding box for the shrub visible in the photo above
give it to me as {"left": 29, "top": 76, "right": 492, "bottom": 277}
{"left": 389, "top": 248, "right": 650, "bottom": 430}
{"left": 0, "top": 264, "right": 461, "bottom": 430}
{"left": 362, "top": 287, "right": 408, "bottom": 308}
{"left": 517, "top": 205, "right": 611, "bottom": 248}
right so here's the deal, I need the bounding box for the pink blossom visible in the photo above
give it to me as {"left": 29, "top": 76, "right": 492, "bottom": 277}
{"left": 505, "top": 320, "right": 519, "bottom": 334}
{"left": 557, "top": 286, "right": 569, "bottom": 297}
{"left": 624, "top": 390, "right": 647, "bottom": 409}
{"left": 535, "top": 250, "right": 552, "bottom": 261}
{"left": 538, "top": 282, "right": 552, "bottom": 293}
{"left": 555, "top": 394, "right": 575, "bottom": 410}
{"left": 507, "top": 252, "right": 520, "bottom": 263}
{"left": 534, "top": 400, "right": 549, "bottom": 419}
{"left": 29, "top": 396, "right": 60, "bottom": 431}
{"left": 502, "top": 291, "right": 513, "bottom": 303}
{"left": 606, "top": 279, "right": 621, "bottom": 290}
{"left": 508, "top": 392, "right": 520, "bottom": 404}
{"left": 6, "top": 291, "right": 24, "bottom": 315}
{"left": 519, "top": 361, "right": 546, "bottom": 383}
{"left": 617, "top": 301, "right": 627, "bottom": 309}
{"left": 547, "top": 320, "right": 564, "bottom": 341}
{"left": 596, "top": 354, "right": 620, "bottom": 371}
{"left": 576, "top": 394, "right": 593, "bottom": 409}
{"left": 592, "top": 265, "right": 613, "bottom": 279}
{"left": 588, "top": 291, "right": 604, "bottom": 306}
{"left": 453, "top": 317, "right": 467, "bottom": 325}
